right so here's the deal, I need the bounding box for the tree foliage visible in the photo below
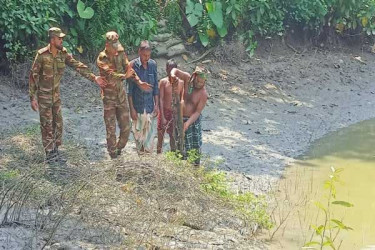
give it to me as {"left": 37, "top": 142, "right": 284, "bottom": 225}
{"left": 0, "top": 0, "right": 159, "bottom": 62}
{"left": 183, "top": 0, "right": 375, "bottom": 53}
{"left": 1, "top": 0, "right": 375, "bottom": 62}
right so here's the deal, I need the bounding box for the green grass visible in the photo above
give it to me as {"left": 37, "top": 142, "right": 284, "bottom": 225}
{"left": 165, "top": 151, "right": 274, "bottom": 230}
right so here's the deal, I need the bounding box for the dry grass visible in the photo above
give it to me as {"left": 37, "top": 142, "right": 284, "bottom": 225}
{"left": 0, "top": 127, "right": 266, "bottom": 249}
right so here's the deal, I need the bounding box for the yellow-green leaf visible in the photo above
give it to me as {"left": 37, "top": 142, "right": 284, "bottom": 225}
{"left": 332, "top": 200, "right": 354, "bottom": 207}
{"left": 362, "top": 17, "right": 368, "bottom": 27}
{"left": 77, "top": 45, "right": 83, "bottom": 54}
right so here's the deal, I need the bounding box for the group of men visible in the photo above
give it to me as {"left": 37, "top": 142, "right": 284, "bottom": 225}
{"left": 29, "top": 27, "right": 208, "bottom": 165}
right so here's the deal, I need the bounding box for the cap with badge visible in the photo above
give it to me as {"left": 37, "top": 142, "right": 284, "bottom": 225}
{"left": 48, "top": 27, "right": 66, "bottom": 38}
{"left": 105, "top": 31, "right": 124, "bottom": 50}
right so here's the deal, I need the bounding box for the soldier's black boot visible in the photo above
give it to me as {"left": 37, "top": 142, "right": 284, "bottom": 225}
{"left": 53, "top": 146, "right": 66, "bottom": 164}
{"left": 45, "top": 150, "right": 58, "bottom": 164}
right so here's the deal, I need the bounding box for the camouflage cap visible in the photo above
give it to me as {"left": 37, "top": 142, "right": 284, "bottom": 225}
{"left": 105, "top": 31, "right": 119, "bottom": 43}
{"left": 105, "top": 31, "right": 125, "bottom": 51}
{"left": 48, "top": 27, "right": 66, "bottom": 38}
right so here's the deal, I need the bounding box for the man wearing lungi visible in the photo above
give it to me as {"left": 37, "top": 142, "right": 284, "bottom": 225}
{"left": 127, "top": 41, "right": 159, "bottom": 153}
{"left": 170, "top": 66, "right": 208, "bottom": 165}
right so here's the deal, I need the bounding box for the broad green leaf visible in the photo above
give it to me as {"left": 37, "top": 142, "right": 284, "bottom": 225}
{"left": 198, "top": 32, "right": 209, "bottom": 47}
{"left": 205, "top": 2, "right": 213, "bottom": 13}
{"left": 232, "top": 11, "right": 237, "bottom": 23}
{"left": 65, "top": 8, "right": 74, "bottom": 18}
{"left": 77, "top": 0, "right": 85, "bottom": 14}
{"left": 70, "top": 28, "right": 78, "bottom": 37}
{"left": 217, "top": 25, "right": 228, "bottom": 37}
{"left": 194, "top": 3, "right": 203, "bottom": 17}
{"left": 332, "top": 201, "right": 354, "bottom": 207}
{"left": 77, "top": 0, "right": 94, "bottom": 19}
{"left": 186, "top": 0, "right": 194, "bottom": 14}
{"left": 226, "top": 6, "right": 232, "bottom": 15}
{"left": 207, "top": 1, "right": 223, "bottom": 28}
{"left": 260, "top": 6, "right": 265, "bottom": 15}
{"left": 187, "top": 14, "right": 199, "bottom": 27}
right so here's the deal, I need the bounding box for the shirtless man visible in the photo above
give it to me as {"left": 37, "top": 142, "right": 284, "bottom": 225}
{"left": 170, "top": 66, "right": 208, "bottom": 165}
{"left": 157, "top": 60, "right": 184, "bottom": 154}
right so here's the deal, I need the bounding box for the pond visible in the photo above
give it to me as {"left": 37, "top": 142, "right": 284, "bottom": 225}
{"left": 269, "top": 119, "right": 375, "bottom": 249}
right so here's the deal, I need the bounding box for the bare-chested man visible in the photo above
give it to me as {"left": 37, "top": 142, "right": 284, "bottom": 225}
{"left": 170, "top": 66, "right": 208, "bottom": 165}
{"left": 157, "top": 60, "right": 184, "bottom": 154}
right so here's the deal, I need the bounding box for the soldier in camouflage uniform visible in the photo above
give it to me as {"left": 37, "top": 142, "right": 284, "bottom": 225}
{"left": 97, "top": 31, "right": 152, "bottom": 159}
{"left": 29, "top": 27, "right": 107, "bottom": 162}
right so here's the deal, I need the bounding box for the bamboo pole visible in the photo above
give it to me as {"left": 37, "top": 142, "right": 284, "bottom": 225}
{"left": 170, "top": 76, "right": 185, "bottom": 156}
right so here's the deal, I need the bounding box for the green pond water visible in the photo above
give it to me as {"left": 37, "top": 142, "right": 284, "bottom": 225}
{"left": 270, "top": 119, "right": 375, "bottom": 249}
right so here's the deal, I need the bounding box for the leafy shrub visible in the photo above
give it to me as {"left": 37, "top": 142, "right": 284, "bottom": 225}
{"left": 283, "top": 0, "right": 375, "bottom": 36}
{"left": 63, "top": 0, "right": 159, "bottom": 57}
{"left": 164, "top": 0, "right": 183, "bottom": 34}
{"left": 284, "top": 0, "right": 329, "bottom": 30}
{"left": 0, "top": 0, "right": 71, "bottom": 62}
{"left": 0, "top": 0, "right": 159, "bottom": 61}
{"left": 185, "top": 0, "right": 285, "bottom": 53}
{"left": 243, "top": 0, "right": 285, "bottom": 36}
{"left": 3, "top": 0, "right": 375, "bottom": 62}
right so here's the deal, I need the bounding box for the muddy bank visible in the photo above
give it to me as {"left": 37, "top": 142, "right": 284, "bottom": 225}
{"left": 1, "top": 44, "right": 375, "bottom": 194}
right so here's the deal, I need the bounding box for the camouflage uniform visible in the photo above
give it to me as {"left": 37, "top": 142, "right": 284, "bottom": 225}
{"left": 96, "top": 32, "right": 131, "bottom": 157}
{"left": 29, "top": 28, "right": 97, "bottom": 154}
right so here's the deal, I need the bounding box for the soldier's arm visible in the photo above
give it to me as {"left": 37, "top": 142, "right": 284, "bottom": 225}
{"left": 65, "top": 53, "right": 97, "bottom": 82}
{"left": 125, "top": 56, "right": 152, "bottom": 91}
{"left": 29, "top": 53, "right": 42, "bottom": 101}
{"left": 123, "top": 52, "right": 133, "bottom": 79}
{"left": 97, "top": 53, "right": 126, "bottom": 81}
{"left": 122, "top": 52, "right": 150, "bottom": 90}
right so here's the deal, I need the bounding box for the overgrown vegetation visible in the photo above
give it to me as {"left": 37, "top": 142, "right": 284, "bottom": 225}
{"left": 0, "top": 126, "right": 271, "bottom": 248}
{"left": 2, "top": 0, "right": 375, "bottom": 62}
{"left": 0, "top": 0, "right": 158, "bottom": 62}
{"left": 166, "top": 151, "right": 273, "bottom": 230}
{"left": 183, "top": 0, "right": 375, "bottom": 54}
